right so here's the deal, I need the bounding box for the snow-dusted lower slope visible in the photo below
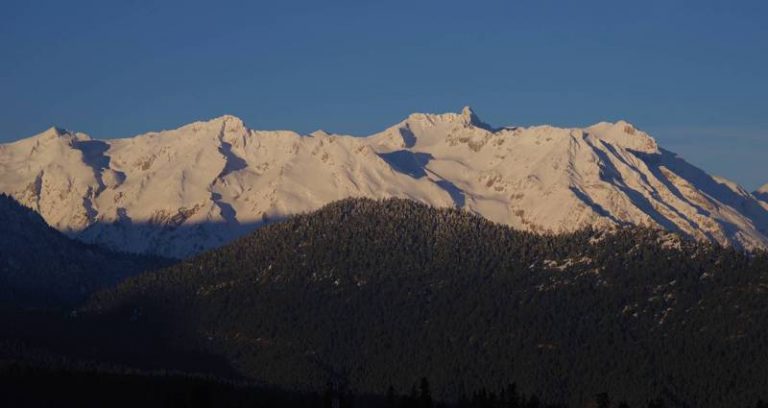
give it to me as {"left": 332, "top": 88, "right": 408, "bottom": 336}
{"left": 2, "top": 107, "right": 768, "bottom": 257}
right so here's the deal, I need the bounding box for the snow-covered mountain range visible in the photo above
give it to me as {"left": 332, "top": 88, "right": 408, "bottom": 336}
{"left": 2, "top": 107, "right": 768, "bottom": 258}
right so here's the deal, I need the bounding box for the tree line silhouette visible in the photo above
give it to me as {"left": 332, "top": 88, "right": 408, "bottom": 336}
{"left": 8, "top": 362, "right": 764, "bottom": 408}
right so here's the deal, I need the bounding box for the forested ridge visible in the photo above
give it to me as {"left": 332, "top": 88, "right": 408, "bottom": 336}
{"left": 0, "top": 193, "right": 168, "bottom": 307}
{"left": 80, "top": 198, "right": 768, "bottom": 408}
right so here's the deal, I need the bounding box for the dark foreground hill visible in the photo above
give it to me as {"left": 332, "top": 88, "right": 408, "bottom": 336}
{"left": 78, "top": 198, "right": 768, "bottom": 407}
{"left": 0, "top": 361, "right": 327, "bottom": 408}
{"left": 0, "top": 194, "right": 168, "bottom": 307}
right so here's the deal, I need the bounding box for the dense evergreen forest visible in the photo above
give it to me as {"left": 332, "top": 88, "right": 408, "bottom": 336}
{"left": 71, "top": 198, "right": 768, "bottom": 408}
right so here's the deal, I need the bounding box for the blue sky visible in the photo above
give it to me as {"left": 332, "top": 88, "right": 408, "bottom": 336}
{"left": 1, "top": 1, "right": 766, "bottom": 188}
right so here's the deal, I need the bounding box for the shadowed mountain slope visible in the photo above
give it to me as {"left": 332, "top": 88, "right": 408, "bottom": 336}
{"left": 0, "top": 194, "right": 168, "bottom": 307}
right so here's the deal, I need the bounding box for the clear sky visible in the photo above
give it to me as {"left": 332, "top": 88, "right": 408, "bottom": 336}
{"left": 1, "top": 1, "right": 766, "bottom": 189}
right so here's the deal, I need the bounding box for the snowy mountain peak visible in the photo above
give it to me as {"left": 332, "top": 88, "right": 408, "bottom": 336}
{"left": 38, "top": 126, "right": 70, "bottom": 140}
{"left": 404, "top": 106, "right": 488, "bottom": 129}
{"left": 754, "top": 183, "right": 768, "bottom": 203}
{"left": 459, "top": 105, "right": 478, "bottom": 123}
{"left": 461, "top": 105, "right": 493, "bottom": 130}
{"left": 202, "top": 114, "right": 246, "bottom": 133}
{"left": 213, "top": 114, "right": 244, "bottom": 125}
{"left": 2, "top": 110, "right": 768, "bottom": 257}
{"left": 586, "top": 120, "right": 658, "bottom": 153}
{"left": 44, "top": 126, "right": 66, "bottom": 137}
{"left": 25, "top": 126, "right": 92, "bottom": 145}
{"left": 309, "top": 130, "right": 332, "bottom": 138}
